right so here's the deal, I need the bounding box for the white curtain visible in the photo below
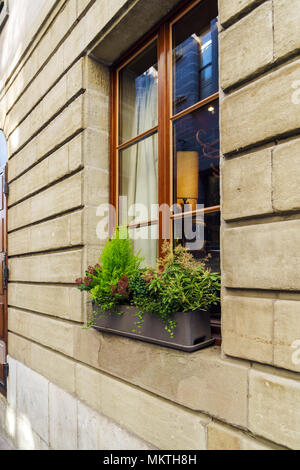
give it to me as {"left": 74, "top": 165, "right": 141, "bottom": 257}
{"left": 120, "top": 68, "right": 158, "bottom": 266}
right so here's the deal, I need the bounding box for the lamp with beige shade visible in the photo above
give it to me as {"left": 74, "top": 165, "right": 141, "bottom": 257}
{"left": 176, "top": 151, "right": 199, "bottom": 211}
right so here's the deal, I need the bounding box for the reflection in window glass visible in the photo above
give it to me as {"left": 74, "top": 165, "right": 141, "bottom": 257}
{"left": 173, "top": 101, "right": 220, "bottom": 269}
{"left": 174, "top": 211, "right": 220, "bottom": 271}
{"left": 0, "top": 131, "right": 8, "bottom": 167}
{"left": 119, "top": 41, "right": 158, "bottom": 144}
{"left": 172, "top": 0, "right": 218, "bottom": 114}
{"left": 173, "top": 102, "right": 219, "bottom": 211}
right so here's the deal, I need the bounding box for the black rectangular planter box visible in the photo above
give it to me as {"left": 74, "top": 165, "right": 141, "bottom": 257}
{"left": 92, "top": 303, "right": 215, "bottom": 352}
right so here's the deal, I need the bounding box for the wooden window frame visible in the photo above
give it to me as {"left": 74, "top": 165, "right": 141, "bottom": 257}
{"left": 110, "top": 0, "right": 220, "bottom": 244}
{"left": 110, "top": 0, "right": 221, "bottom": 343}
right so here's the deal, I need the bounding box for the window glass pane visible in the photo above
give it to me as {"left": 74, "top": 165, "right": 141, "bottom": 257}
{"left": 173, "top": 211, "right": 220, "bottom": 271}
{"left": 0, "top": 131, "right": 8, "bottom": 167}
{"left": 119, "top": 41, "right": 158, "bottom": 145}
{"left": 128, "top": 225, "right": 158, "bottom": 267}
{"left": 172, "top": 0, "right": 218, "bottom": 115}
{"left": 119, "top": 132, "right": 158, "bottom": 226}
{"left": 173, "top": 102, "right": 219, "bottom": 212}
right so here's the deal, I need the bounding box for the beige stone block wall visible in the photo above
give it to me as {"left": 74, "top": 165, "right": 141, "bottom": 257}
{"left": 2, "top": 0, "right": 122, "bottom": 449}
{"left": 222, "top": 137, "right": 300, "bottom": 221}
{"left": 8, "top": 309, "right": 75, "bottom": 357}
{"left": 8, "top": 172, "right": 83, "bottom": 232}
{"left": 222, "top": 296, "right": 274, "bottom": 364}
{"left": 220, "top": 0, "right": 300, "bottom": 450}
{"left": 249, "top": 366, "right": 300, "bottom": 448}
{"left": 7, "top": 59, "right": 84, "bottom": 155}
{"left": 9, "top": 250, "right": 83, "bottom": 284}
{"left": 273, "top": 0, "right": 300, "bottom": 59}
{"left": 1, "top": 0, "right": 299, "bottom": 451}
{"left": 9, "top": 134, "right": 83, "bottom": 205}
{"left": 223, "top": 295, "right": 300, "bottom": 374}
{"left": 4, "top": 5, "right": 88, "bottom": 404}
{"left": 3, "top": 354, "right": 284, "bottom": 450}
{"left": 9, "top": 211, "right": 83, "bottom": 256}
{"left": 8, "top": 284, "right": 83, "bottom": 323}
{"left": 272, "top": 138, "right": 300, "bottom": 211}
{"left": 274, "top": 301, "right": 300, "bottom": 373}
{"left": 220, "top": 2, "right": 273, "bottom": 90}
{"left": 221, "top": 59, "right": 300, "bottom": 154}
{"left": 223, "top": 220, "right": 300, "bottom": 290}
{"left": 221, "top": 149, "right": 272, "bottom": 220}
{"left": 76, "top": 363, "right": 211, "bottom": 451}
{"left": 207, "top": 421, "right": 284, "bottom": 450}
{"left": 0, "top": 358, "right": 154, "bottom": 450}
{"left": 73, "top": 331, "right": 249, "bottom": 428}
{"left": 218, "top": 0, "right": 262, "bottom": 26}
{"left": 8, "top": 335, "right": 76, "bottom": 396}
{"left": 0, "top": 0, "right": 58, "bottom": 89}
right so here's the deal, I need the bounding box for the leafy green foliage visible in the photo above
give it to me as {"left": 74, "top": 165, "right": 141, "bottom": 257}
{"left": 130, "top": 242, "right": 220, "bottom": 337}
{"left": 99, "top": 226, "right": 142, "bottom": 285}
{"left": 76, "top": 236, "right": 220, "bottom": 337}
{"left": 91, "top": 227, "right": 142, "bottom": 310}
{"left": 76, "top": 227, "right": 143, "bottom": 312}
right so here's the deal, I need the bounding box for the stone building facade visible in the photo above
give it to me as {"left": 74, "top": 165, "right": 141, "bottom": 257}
{"left": 0, "top": 0, "right": 299, "bottom": 450}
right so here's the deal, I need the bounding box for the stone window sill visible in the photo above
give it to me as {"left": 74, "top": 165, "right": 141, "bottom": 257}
{"left": 74, "top": 327, "right": 250, "bottom": 428}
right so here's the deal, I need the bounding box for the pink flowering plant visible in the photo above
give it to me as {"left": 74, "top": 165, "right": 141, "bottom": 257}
{"left": 75, "top": 264, "right": 102, "bottom": 292}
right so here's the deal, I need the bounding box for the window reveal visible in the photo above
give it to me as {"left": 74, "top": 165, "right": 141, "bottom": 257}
{"left": 111, "top": 1, "right": 220, "bottom": 338}
{"left": 111, "top": 0, "right": 221, "bottom": 343}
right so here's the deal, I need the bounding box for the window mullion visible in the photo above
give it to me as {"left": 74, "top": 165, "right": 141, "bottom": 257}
{"left": 158, "top": 23, "right": 172, "bottom": 255}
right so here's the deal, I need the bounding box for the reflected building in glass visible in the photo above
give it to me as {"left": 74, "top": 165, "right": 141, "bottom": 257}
{"left": 173, "top": 16, "right": 220, "bottom": 270}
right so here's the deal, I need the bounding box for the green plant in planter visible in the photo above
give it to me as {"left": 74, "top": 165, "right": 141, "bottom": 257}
{"left": 76, "top": 234, "right": 220, "bottom": 337}
{"left": 130, "top": 242, "right": 220, "bottom": 337}
{"left": 75, "top": 227, "right": 143, "bottom": 325}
